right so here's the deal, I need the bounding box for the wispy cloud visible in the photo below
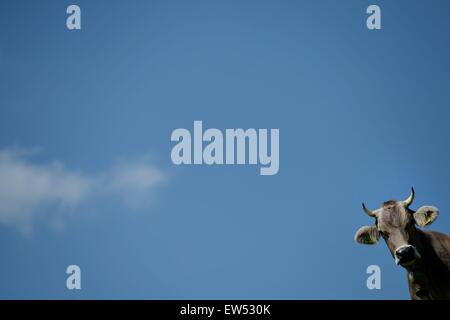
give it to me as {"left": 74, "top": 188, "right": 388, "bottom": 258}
{"left": 0, "top": 147, "right": 167, "bottom": 233}
{"left": 105, "top": 159, "right": 166, "bottom": 208}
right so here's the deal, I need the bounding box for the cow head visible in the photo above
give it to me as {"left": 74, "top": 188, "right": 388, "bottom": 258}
{"left": 355, "top": 188, "right": 439, "bottom": 268}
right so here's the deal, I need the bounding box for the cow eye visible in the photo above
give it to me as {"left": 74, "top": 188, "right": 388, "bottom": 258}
{"left": 379, "top": 230, "right": 389, "bottom": 238}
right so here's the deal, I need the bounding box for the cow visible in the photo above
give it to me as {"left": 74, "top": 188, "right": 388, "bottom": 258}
{"left": 354, "top": 188, "right": 450, "bottom": 300}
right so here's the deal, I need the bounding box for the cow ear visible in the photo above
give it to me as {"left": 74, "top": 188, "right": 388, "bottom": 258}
{"left": 354, "top": 226, "right": 380, "bottom": 245}
{"left": 413, "top": 206, "right": 439, "bottom": 227}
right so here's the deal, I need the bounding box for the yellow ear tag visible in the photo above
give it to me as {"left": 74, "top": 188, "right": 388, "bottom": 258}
{"left": 363, "top": 235, "right": 375, "bottom": 244}
{"left": 424, "top": 215, "right": 432, "bottom": 226}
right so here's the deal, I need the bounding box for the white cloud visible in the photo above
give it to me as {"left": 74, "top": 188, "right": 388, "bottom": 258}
{"left": 106, "top": 160, "right": 166, "bottom": 208}
{"left": 0, "top": 147, "right": 166, "bottom": 233}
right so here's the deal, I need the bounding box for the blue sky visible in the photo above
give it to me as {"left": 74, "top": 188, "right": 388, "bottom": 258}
{"left": 1, "top": 0, "right": 450, "bottom": 299}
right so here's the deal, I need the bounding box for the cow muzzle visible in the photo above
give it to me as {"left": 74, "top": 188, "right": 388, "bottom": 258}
{"left": 395, "top": 245, "right": 421, "bottom": 267}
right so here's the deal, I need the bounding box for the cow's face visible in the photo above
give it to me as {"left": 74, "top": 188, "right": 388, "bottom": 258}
{"left": 354, "top": 189, "right": 439, "bottom": 268}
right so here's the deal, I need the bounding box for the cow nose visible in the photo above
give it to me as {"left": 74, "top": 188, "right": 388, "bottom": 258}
{"left": 395, "top": 246, "right": 416, "bottom": 264}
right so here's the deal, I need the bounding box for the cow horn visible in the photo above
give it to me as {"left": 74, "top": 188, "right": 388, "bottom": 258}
{"left": 362, "top": 203, "right": 376, "bottom": 217}
{"left": 403, "top": 187, "right": 415, "bottom": 208}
